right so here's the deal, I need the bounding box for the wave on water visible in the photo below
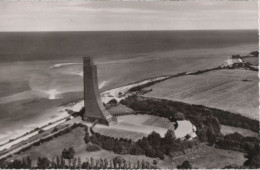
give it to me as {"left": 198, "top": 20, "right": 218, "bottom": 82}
{"left": 46, "top": 89, "right": 60, "bottom": 100}
{"left": 50, "top": 63, "right": 82, "bottom": 69}
{"left": 99, "top": 80, "right": 109, "bottom": 89}
{"left": 71, "top": 71, "right": 83, "bottom": 77}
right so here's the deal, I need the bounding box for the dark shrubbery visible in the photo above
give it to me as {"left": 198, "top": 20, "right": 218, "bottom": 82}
{"left": 177, "top": 160, "right": 192, "bottom": 169}
{"left": 52, "top": 127, "right": 58, "bottom": 133}
{"left": 62, "top": 147, "right": 75, "bottom": 159}
{"left": 38, "top": 129, "right": 45, "bottom": 134}
{"left": 243, "top": 149, "right": 260, "bottom": 168}
{"left": 108, "top": 99, "right": 118, "bottom": 105}
{"left": 215, "top": 132, "right": 259, "bottom": 153}
{"left": 250, "top": 51, "right": 259, "bottom": 57}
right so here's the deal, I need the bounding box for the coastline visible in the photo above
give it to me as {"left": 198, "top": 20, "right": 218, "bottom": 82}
{"left": 0, "top": 75, "right": 169, "bottom": 152}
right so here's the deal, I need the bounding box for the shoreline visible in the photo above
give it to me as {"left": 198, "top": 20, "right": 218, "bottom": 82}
{"left": 0, "top": 75, "right": 169, "bottom": 152}
{"left": 0, "top": 52, "right": 258, "bottom": 153}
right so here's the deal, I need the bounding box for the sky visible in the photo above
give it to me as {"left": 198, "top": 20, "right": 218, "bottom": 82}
{"left": 0, "top": 0, "right": 258, "bottom": 31}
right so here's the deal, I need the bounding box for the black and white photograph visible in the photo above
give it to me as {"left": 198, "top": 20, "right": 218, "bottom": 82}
{"left": 0, "top": 0, "right": 259, "bottom": 169}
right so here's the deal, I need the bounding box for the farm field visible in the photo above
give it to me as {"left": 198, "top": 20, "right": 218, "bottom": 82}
{"left": 143, "top": 69, "right": 259, "bottom": 120}
{"left": 8, "top": 126, "right": 246, "bottom": 169}
{"left": 221, "top": 125, "right": 259, "bottom": 137}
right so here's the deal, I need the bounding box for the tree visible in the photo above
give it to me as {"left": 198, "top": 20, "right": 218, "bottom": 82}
{"left": 108, "top": 99, "right": 118, "bottom": 106}
{"left": 62, "top": 148, "right": 68, "bottom": 159}
{"left": 207, "top": 129, "right": 216, "bottom": 146}
{"left": 104, "top": 158, "right": 108, "bottom": 168}
{"left": 128, "top": 160, "right": 132, "bottom": 168}
{"left": 56, "top": 156, "right": 60, "bottom": 168}
{"left": 177, "top": 160, "right": 192, "bottom": 169}
{"left": 99, "top": 159, "right": 103, "bottom": 168}
{"left": 250, "top": 51, "right": 259, "bottom": 57}
{"left": 51, "top": 157, "right": 56, "bottom": 168}
{"left": 90, "top": 157, "right": 94, "bottom": 168}
{"left": 60, "top": 157, "right": 65, "bottom": 169}
{"left": 77, "top": 157, "right": 81, "bottom": 168}
{"left": 147, "top": 131, "right": 161, "bottom": 147}
{"left": 68, "top": 147, "right": 75, "bottom": 159}
{"left": 244, "top": 145, "right": 260, "bottom": 169}
{"left": 38, "top": 129, "right": 45, "bottom": 134}
{"left": 174, "top": 112, "right": 185, "bottom": 120}
{"left": 21, "top": 157, "right": 27, "bottom": 168}
{"left": 185, "top": 134, "right": 191, "bottom": 140}
{"left": 11, "top": 159, "right": 22, "bottom": 169}
{"left": 130, "top": 143, "right": 144, "bottom": 155}
{"left": 37, "top": 157, "right": 50, "bottom": 169}
{"left": 81, "top": 162, "right": 89, "bottom": 169}
{"left": 244, "top": 154, "right": 260, "bottom": 168}
{"left": 26, "top": 156, "right": 32, "bottom": 168}
{"left": 72, "top": 158, "right": 77, "bottom": 169}
{"left": 62, "top": 147, "right": 75, "bottom": 159}
{"left": 84, "top": 130, "right": 91, "bottom": 144}
{"left": 52, "top": 127, "right": 59, "bottom": 133}
{"left": 164, "top": 129, "right": 176, "bottom": 145}
{"left": 224, "top": 132, "right": 243, "bottom": 141}
{"left": 157, "top": 150, "right": 164, "bottom": 160}
{"left": 68, "top": 159, "right": 72, "bottom": 169}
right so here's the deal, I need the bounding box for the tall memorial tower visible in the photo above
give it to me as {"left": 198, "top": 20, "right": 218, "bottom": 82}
{"left": 83, "top": 57, "right": 117, "bottom": 125}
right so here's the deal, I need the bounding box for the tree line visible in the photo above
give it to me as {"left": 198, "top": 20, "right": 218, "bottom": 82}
{"left": 120, "top": 96, "right": 259, "bottom": 168}
{"left": 121, "top": 96, "right": 258, "bottom": 133}
{"left": 0, "top": 150, "right": 157, "bottom": 169}
{"left": 120, "top": 96, "right": 223, "bottom": 144}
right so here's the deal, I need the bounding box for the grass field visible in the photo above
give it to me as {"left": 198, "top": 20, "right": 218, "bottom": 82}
{"left": 221, "top": 125, "right": 259, "bottom": 137}
{"left": 107, "top": 104, "right": 134, "bottom": 115}
{"left": 144, "top": 69, "right": 259, "bottom": 120}
{"left": 163, "top": 144, "right": 246, "bottom": 169}
{"left": 93, "top": 114, "right": 172, "bottom": 141}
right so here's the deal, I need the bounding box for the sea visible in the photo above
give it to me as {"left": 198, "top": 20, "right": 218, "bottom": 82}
{"left": 0, "top": 30, "right": 258, "bottom": 144}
